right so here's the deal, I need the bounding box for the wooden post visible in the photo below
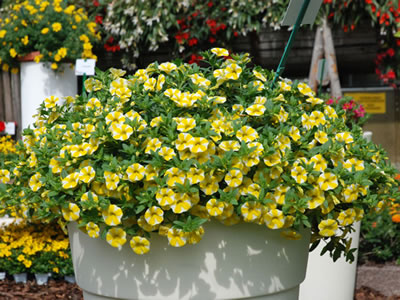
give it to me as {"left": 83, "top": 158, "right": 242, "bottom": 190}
{"left": 308, "top": 26, "right": 325, "bottom": 92}
{"left": 1, "top": 71, "right": 14, "bottom": 122}
{"left": 11, "top": 73, "right": 21, "bottom": 139}
{"left": 0, "top": 72, "right": 4, "bottom": 122}
{"left": 322, "top": 18, "right": 342, "bottom": 98}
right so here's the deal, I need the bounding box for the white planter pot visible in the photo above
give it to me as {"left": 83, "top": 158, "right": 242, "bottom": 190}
{"left": 299, "top": 131, "right": 372, "bottom": 300}
{"left": 0, "top": 272, "right": 6, "bottom": 280}
{"left": 20, "top": 61, "right": 77, "bottom": 130}
{"left": 13, "top": 273, "right": 27, "bottom": 283}
{"left": 68, "top": 221, "right": 311, "bottom": 300}
{"left": 35, "top": 273, "right": 49, "bottom": 285}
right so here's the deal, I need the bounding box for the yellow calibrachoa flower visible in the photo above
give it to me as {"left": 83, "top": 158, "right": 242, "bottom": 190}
{"left": 211, "top": 47, "right": 229, "bottom": 57}
{"left": 236, "top": 126, "right": 258, "bottom": 143}
{"left": 246, "top": 104, "right": 266, "bottom": 116}
{"left": 62, "top": 172, "right": 80, "bottom": 189}
{"left": 291, "top": 166, "right": 307, "bottom": 184}
{"left": 225, "top": 63, "right": 242, "bottom": 80}
{"left": 337, "top": 208, "right": 356, "bottom": 226}
{"left": 318, "top": 219, "right": 338, "bottom": 237}
{"left": 85, "top": 222, "right": 100, "bottom": 239}
{"left": 156, "top": 188, "right": 176, "bottom": 207}
{"left": 158, "top": 62, "right": 177, "bottom": 73}
{"left": 104, "top": 171, "right": 120, "bottom": 190}
{"left": 206, "top": 198, "right": 225, "bottom": 216}
{"left": 130, "top": 236, "right": 150, "bottom": 255}
{"left": 171, "top": 193, "right": 192, "bottom": 214}
{"left": 317, "top": 172, "right": 338, "bottom": 191}
{"left": 126, "top": 163, "right": 145, "bottom": 182}
{"left": 187, "top": 137, "right": 209, "bottom": 153}
{"left": 167, "top": 228, "right": 187, "bottom": 247}
{"left": 241, "top": 201, "right": 262, "bottom": 222}
{"left": 225, "top": 169, "right": 243, "bottom": 188}
{"left": 264, "top": 209, "right": 285, "bottom": 229}
{"left": 29, "top": 173, "right": 43, "bottom": 191}
{"left": 0, "top": 169, "right": 10, "bottom": 184}
{"left": 62, "top": 203, "right": 80, "bottom": 221}
{"left": 106, "top": 228, "right": 127, "bottom": 248}
{"left": 110, "top": 123, "right": 133, "bottom": 141}
{"left": 103, "top": 204, "right": 123, "bottom": 226}
{"left": 144, "top": 206, "right": 164, "bottom": 225}
{"left": 79, "top": 166, "right": 95, "bottom": 183}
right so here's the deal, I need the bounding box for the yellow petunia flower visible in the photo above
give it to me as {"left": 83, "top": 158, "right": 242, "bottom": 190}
{"left": 342, "top": 184, "right": 359, "bottom": 203}
{"left": 171, "top": 193, "right": 192, "bottom": 214}
{"left": 337, "top": 208, "right": 356, "bottom": 226}
{"left": 158, "top": 62, "right": 177, "bottom": 73}
{"left": 314, "top": 130, "right": 329, "bottom": 144}
{"left": 241, "top": 201, "right": 262, "bottom": 222}
{"left": 309, "top": 154, "right": 328, "bottom": 172}
{"left": 145, "top": 137, "right": 162, "bottom": 154}
{"left": 225, "top": 63, "right": 242, "bottom": 80}
{"left": 344, "top": 158, "right": 364, "bottom": 172}
{"left": 104, "top": 171, "right": 120, "bottom": 190}
{"left": 225, "top": 169, "right": 243, "bottom": 188}
{"left": 176, "top": 117, "right": 196, "bottom": 132}
{"left": 306, "top": 187, "right": 325, "bottom": 209}
{"left": 335, "top": 132, "right": 354, "bottom": 144}
{"left": 29, "top": 173, "right": 43, "bottom": 191}
{"left": 0, "top": 169, "right": 10, "bottom": 184}
{"left": 156, "top": 188, "right": 176, "bottom": 207}
{"left": 199, "top": 175, "right": 219, "bottom": 195}
{"left": 164, "top": 167, "right": 185, "bottom": 187}
{"left": 126, "top": 163, "right": 145, "bottom": 182}
{"left": 246, "top": 104, "right": 266, "bottom": 116}
{"left": 79, "top": 166, "right": 96, "bottom": 183}
{"left": 187, "top": 137, "right": 209, "bottom": 153}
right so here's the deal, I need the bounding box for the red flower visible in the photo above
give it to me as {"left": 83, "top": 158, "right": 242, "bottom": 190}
{"left": 0, "top": 122, "right": 5, "bottom": 132}
{"left": 192, "top": 12, "right": 199, "bottom": 18}
{"left": 397, "top": 39, "right": 400, "bottom": 46}
{"left": 93, "top": 0, "right": 100, "bottom": 7}
{"left": 365, "top": 0, "right": 372, "bottom": 4}
{"left": 207, "top": 1, "right": 213, "bottom": 7}
{"left": 209, "top": 36, "right": 216, "bottom": 43}
{"left": 219, "top": 24, "right": 227, "bottom": 30}
{"left": 95, "top": 15, "right": 103, "bottom": 24}
{"left": 342, "top": 102, "right": 354, "bottom": 110}
{"left": 343, "top": 25, "right": 348, "bottom": 32}
{"left": 233, "top": 31, "right": 239, "bottom": 37}
{"left": 387, "top": 70, "right": 396, "bottom": 79}
{"left": 188, "top": 54, "right": 203, "bottom": 65}
{"left": 387, "top": 48, "right": 395, "bottom": 57}
{"left": 206, "top": 19, "right": 217, "bottom": 29}
{"left": 188, "top": 38, "right": 198, "bottom": 46}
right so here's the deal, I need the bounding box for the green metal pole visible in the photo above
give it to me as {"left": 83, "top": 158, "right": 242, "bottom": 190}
{"left": 318, "top": 58, "right": 326, "bottom": 96}
{"left": 82, "top": 73, "right": 87, "bottom": 94}
{"left": 271, "top": 0, "right": 311, "bottom": 88}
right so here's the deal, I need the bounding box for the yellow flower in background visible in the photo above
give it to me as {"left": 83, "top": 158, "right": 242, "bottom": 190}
{"left": 9, "top": 48, "right": 17, "bottom": 58}
{"left": 62, "top": 172, "right": 80, "bottom": 189}
{"left": 51, "top": 63, "right": 58, "bottom": 70}
{"left": 0, "top": 30, "right": 6, "bottom": 38}
{"left": 21, "top": 35, "right": 29, "bottom": 45}
{"left": 318, "top": 219, "right": 338, "bottom": 237}
{"left": 130, "top": 236, "right": 150, "bottom": 255}
{"left": 106, "top": 228, "right": 126, "bottom": 248}
{"left": 335, "top": 132, "right": 354, "bottom": 144}
{"left": 52, "top": 22, "right": 62, "bottom": 32}
{"left": 211, "top": 47, "right": 229, "bottom": 56}
{"left": 86, "top": 222, "right": 100, "bottom": 238}
{"left": 0, "top": 169, "right": 10, "bottom": 184}
{"left": 41, "top": 27, "right": 49, "bottom": 34}
{"left": 144, "top": 206, "right": 164, "bottom": 225}
{"left": 103, "top": 204, "right": 123, "bottom": 226}
{"left": 62, "top": 203, "right": 80, "bottom": 221}
{"left": 44, "top": 95, "right": 59, "bottom": 108}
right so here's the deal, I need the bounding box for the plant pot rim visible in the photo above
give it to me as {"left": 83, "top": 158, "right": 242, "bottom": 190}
{"left": 18, "top": 51, "right": 41, "bottom": 62}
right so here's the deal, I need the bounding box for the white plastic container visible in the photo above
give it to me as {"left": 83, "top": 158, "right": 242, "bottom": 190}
{"left": 35, "top": 273, "right": 49, "bottom": 285}
{"left": 69, "top": 221, "right": 311, "bottom": 300}
{"left": 13, "top": 273, "right": 27, "bottom": 283}
{"left": 20, "top": 61, "right": 77, "bottom": 130}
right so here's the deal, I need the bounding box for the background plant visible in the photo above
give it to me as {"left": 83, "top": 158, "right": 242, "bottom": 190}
{"left": 0, "top": 0, "right": 100, "bottom": 72}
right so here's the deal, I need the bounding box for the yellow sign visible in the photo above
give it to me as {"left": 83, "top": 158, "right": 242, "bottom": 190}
{"left": 344, "top": 92, "right": 386, "bottom": 114}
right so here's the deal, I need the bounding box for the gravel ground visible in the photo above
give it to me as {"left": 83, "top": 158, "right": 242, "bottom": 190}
{"left": 0, "top": 264, "right": 398, "bottom": 300}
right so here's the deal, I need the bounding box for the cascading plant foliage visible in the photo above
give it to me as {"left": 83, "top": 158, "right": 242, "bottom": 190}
{"left": 0, "top": 48, "right": 399, "bottom": 262}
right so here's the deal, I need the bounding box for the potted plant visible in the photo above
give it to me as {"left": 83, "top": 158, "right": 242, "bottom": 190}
{"left": 0, "top": 0, "right": 100, "bottom": 130}
{"left": 31, "top": 251, "right": 54, "bottom": 285}
{"left": 1, "top": 48, "right": 399, "bottom": 299}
